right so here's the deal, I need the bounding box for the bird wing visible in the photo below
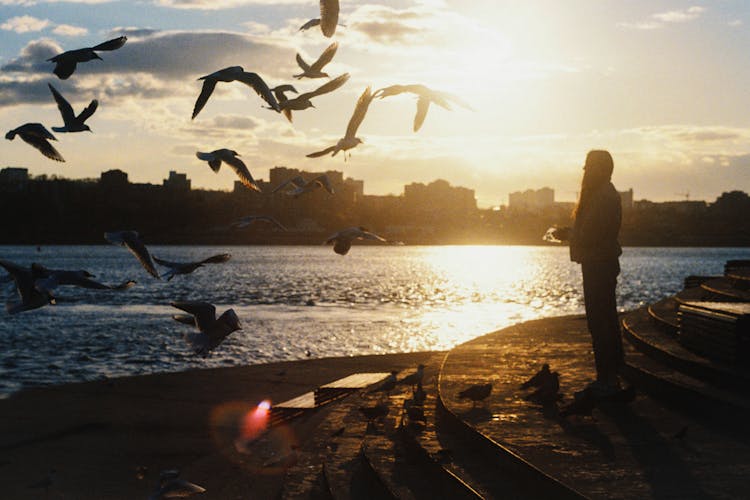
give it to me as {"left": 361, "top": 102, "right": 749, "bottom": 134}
{"left": 299, "top": 18, "right": 320, "bottom": 31}
{"left": 196, "top": 151, "right": 222, "bottom": 172}
{"left": 359, "top": 230, "right": 387, "bottom": 242}
{"left": 271, "top": 175, "right": 305, "bottom": 193}
{"left": 23, "top": 123, "right": 57, "bottom": 140}
{"left": 345, "top": 86, "right": 373, "bottom": 139}
{"left": 223, "top": 155, "right": 261, "bottom": 192}
{"left": 299, "top": 73, "right": 349, "bottom": 101}
{"left": 0, "top": 259, "right": 35, "bottom": 304}
{"left": 51, "top": 59, "right": 77, "bottom": 80}
{"left": 295, "top": 53, "right": 311, "bottom": 73}
{"left": 123, "top": 234, "right": 160, "bottom": 279}
{"left": 77, "top": 99, "right": 98, "bottom": 123}
{"left": 306, "top": 145, "right": 337, "bottom": 158}
{"left": 311, "top": 175, "right": 334, "bottom": 194}
{"left": 92, "top": 36, "right": 127, "bottom": 52}
{"left": 171, "top": 301, "right": 216, "bottom": 331}
{"left": 152, "top": 256, "right": 183, "bottom": 269}
{"left": 262, "top": 216, "right": 287, "bottom": 231}
{"left": 413, "top": 96, "right": 431, "bottom": 132}
{"left": 192, "top": 79, "right": 217, "bottom": 120}
{"left": 236, "top": 72, "right": 280, "bottom": 112}
{"left": 20, "top": 134, "right": 65, "bottom": 162}
{"left": 310, "top": 42, "right": 338, "bottom": 72}
{"left": 373, "top": 85, "right": 408, "bottom": 99}
{"left": 319, "top": 0, "right": 340, "bottom": 37}
{"left": 48, "top": 83, "right": 75, "bottom": 126}
{"left": 199, "top": 253, "right": 231, "bottom": 265}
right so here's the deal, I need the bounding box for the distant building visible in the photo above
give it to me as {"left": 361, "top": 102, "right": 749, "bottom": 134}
{"left": 404, "top": 179, "right": 477, "bottom": 215}
{"left": 508, "top": 187, "right": 555, "bottom": 212}
{"left": 99, "top": 169, "right": 129, "bottom": 191}
{"left": 0, "top": 167, "right": 29, "bottom": 184}
{"left": 619, "top": 188, "right": 634, "bottom": 211}
{"left": 163, "top": 171, "right": 191, "bottom": 191}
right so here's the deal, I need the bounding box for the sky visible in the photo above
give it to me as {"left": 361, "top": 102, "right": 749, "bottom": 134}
{"left": 1, "top": 1, "right": 749, "bottom": 208}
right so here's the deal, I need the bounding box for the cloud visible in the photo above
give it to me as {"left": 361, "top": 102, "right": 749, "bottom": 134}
{"left": 2, "top": 29, "right": 295, "bottom": 81}
{"left": 619, "top": 6, "right": 706, "bottom": 30}
{"left": 52, "top": 24, "right": 88, "bottom": 36}
{"left": 1, "top": 15, "right": 50, "bottom": 33}
{"left": 152, "top": 0, "right": 305, "bottom": 9}
{"left": 0, "top": 0, "right": 110, "bottom": 4}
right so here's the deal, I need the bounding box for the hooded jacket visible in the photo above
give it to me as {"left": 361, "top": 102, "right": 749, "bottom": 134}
{"left": 570, "top": 181, "right": 622, "bottom": 263}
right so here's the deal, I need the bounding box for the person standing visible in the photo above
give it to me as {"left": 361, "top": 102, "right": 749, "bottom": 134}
{"left": 568, "top": 150, "right": 623, "bottom": 396}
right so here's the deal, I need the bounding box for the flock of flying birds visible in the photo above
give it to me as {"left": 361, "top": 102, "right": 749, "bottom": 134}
{"left": 1, "top": 0, "right": 471, "bottom": 359}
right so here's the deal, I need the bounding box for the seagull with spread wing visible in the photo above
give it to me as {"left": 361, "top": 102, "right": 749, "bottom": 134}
{"left": 272, "top": 174, "right": 334, "bottom": 197}
{"left": 5, "top": 123, "right": 65, "bottom": 162}
{"left": 48, "top": 83, "right": 98, "bottom": 133}
{"left": 192, "top": 66, "right": 279, "bottom": 119}
{"left": 306, "top": 86, "right": 373, "bottom": 160}
{"left": 47, "top": 36, "right": 127, "bottom": 80}
{"left": 320, "top": 0, "right": 340, "bottom": 37}
{"left": 325, "top": 226, "right": 387, "bottom": 255}
{"left": 295, "top": 41, "right": 339, "bottom": 79}
{"left": 195, "top": 149, "right": 261, "bottom": 192}
{"left": 171, "top": 301, "right": 241, "bottom": 356}
{"left": 0, "top": 259, "right": 55, "bottom": 314}
{"left": 104, "top": 230, "right": 160, "bottom": 279}
{"left": 230, "top": 215, "right": 287, "bottom": 231}
{"left": 31, "top": 264, "right": 135, "bottom": 293}
{"left": 275, "top": 73, "right": 349, "bottom": 122}
{"left": 153, "top": 253, "right": 231, "bottom": 281}
{"left": 373, "top": 84, "right": 473, "bottom": 132}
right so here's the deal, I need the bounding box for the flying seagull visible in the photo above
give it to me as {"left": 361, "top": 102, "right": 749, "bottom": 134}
{"left": 272, "top": 174, "right": 334, "bottom": 198}
{"left": 104, "top": 230, "right": 160, "bottom": 279}
{"left": 47, "top": 36, "right": 127, "bottom": 80}
{"left": 0, "top": 259, "right": 55, "bottom": 314}
{"left": 192, "top": 66, "right": 279, "bottom": 119}
{"left": 48, "top": 83, "right": 98, "bottom": 133}
{"left": 325, "top": 226, "right": 387, "bottom": 256}
{"left": 373, "top": 84, "right": 473, "bottom": 132}
{"left": 171, "top": 301, "right": 241, "bottom": 356}
{"left": 320, "top": 0, "right": 340, "bottom": 38}
{"left": 295, "top": 42, "right": 339, "bottom": 79}
{"left": 5, "top": 123, "right": 65, "bottom": 162}
{"left": 153, "top": 253, "right": 231, "bottom": 281}
{"left": 276, "top": 73, "right": 349, "bottom": 122}
{"left": 298, "top": 18, "right": 321, "bottom": 31}
{"left": 307, "top": 86, "right": 373, "bottom": 160}
{"left": 230, "top": 215, "right": 287, "bottom": 231}
{"left": 31, "top": 264, "right": 135, "bottom": 293}
{"left": 195, "top": 149, "right": 262, "bottom": 192}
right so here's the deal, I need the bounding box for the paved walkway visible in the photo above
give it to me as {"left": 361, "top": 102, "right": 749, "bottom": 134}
{"left": 440, "top": 314, "right": 750, "bottom": 499}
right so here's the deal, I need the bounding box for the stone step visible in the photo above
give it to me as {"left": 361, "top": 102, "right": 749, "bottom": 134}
{"left": 700, "top": 277, "right": 750, "bottom": 302}
{"left": 622, "top": 308, "right": 750, "bottom": 392}
{"left": 621, "top": 340, "right": 750, "bottom": 429}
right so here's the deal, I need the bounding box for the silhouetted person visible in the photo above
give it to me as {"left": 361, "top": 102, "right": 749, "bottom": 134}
{"left": 567, "top": 150, "right": 623, "bottom": 396}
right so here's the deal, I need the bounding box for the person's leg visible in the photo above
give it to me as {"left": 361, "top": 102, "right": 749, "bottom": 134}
{"left": 581, "top": 260, "right": 622, "bottom": 386}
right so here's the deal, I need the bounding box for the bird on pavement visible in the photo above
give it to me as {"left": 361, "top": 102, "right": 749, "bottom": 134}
{"left": 519, "top": 363, "right": 552, "bottom": 390}
{"left": 47, "top": 36, "right": 127, "bottom": 79}
{"left": 457, "top": 383, "right": 492, "bottom": 407}
{"left": 149, "top": 469, "right": 205, "bottom": 500}
{"left": 192, "top": 66, "right": 279, "bottom": 119}
{"left": 6, "top": 123, "right": 65, "bottom": 162}
{"left": 307, "top": 86, "right": 373, "bottom": 160}
{"left": 196, "top": 149, "right": 262, "bottom": 192}
{"left": 524, "top": 371, "right": 560, "bottom": 406}
{"left": 153, "top": 253, "right": 231, "bottom": 281}
{"left": 171, "top": 301, "right": 241, "bottom": 356}
{"left": 48, "top": 83, "right": 98, "bottom": 133}
{"left": 399, "top": 364, "right": 425, "bottom": 389}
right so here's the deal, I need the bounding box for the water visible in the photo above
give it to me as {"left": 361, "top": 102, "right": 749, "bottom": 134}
{"left": 0, "top": 245, "right": 746, "bottom": 397}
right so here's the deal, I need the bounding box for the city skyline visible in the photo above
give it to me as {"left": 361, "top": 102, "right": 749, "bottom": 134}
{"left": 1, "top": 1, "right": 749, "bottom": 207}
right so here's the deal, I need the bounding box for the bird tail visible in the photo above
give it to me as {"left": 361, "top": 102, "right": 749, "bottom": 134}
{"left": 51, "top": 126, "right": 66, "bottom": 133}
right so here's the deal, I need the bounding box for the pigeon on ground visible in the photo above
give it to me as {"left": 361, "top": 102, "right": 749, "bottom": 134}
{"left": 48, "top": 36, "right": 127, "bottom": 79}
{"left": 399, "top": 364, "right": 425, "bottom": 389}
{"left": 524, "top": 371, "right": 560, "bottom": 406}
{"left": 457, "top": 383, "right": 492, "bottom": 407}
{"left": 520, "top": 363, "right": 552, "bottom": 390}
